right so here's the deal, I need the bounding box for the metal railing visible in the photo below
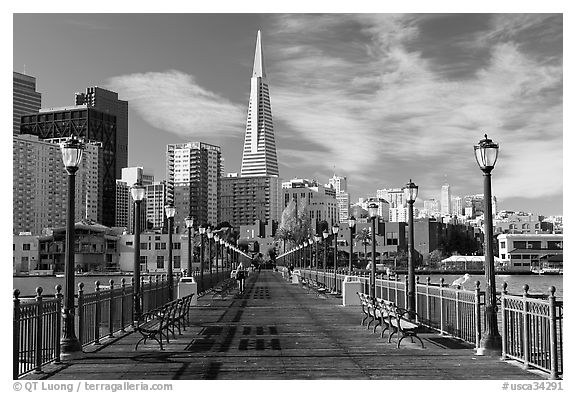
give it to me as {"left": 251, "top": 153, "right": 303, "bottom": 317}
{"left": 501, "top": 284, "right": 563, "bottom": 379}
{"left": 13, "top": 270, "right": 231, "bottom": 379}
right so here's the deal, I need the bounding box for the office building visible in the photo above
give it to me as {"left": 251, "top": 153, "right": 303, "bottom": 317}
{"left": 377, "top": 188, "right": 404, "bottom": 208}
{"left": 240, "top": 30, "right": 279, "bottom": 177}
{"left": 20, "top": 105, "right": 118, "bottom": 227}
{"left": 166, "top": 142, "right": 222, "bottom": 232}
{"left": 75, "top": 86, "right": 128, "bottom": 179}
{"left": 115, "top": 167, "right": 153, "bottom": 232}
{"left": 13, "top": 71, "right": 41, "bottom": 134}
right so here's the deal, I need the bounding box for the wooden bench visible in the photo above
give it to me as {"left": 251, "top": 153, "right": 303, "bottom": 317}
{"left": 310, "top": 280, "right": 328, "bottom": 297}
{"left": 135, "top": 294, "right": 194, "bottom": 350}
{"left": 357, "top": 293, "right": 424, "bottom": 349}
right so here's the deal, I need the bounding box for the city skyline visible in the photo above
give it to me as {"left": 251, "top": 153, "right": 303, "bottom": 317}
{"left": 12, "top": 13, "right": 563, "bottom": 216}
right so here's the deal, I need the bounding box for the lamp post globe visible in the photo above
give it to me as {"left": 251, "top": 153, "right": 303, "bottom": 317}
{"left": 185, "top": 216, "right": 194, "bottom": 277}
{"left": 403, "top": 180, "right": 418, "bottom": 316}
{"left": 59, "top": 136, "right": 85, "bottom": 359}
{"left": 348, "top": 216, "right": 356, "bottom": 275}
{"left": 130, "top": 182, "right": 146, "bottom": 324}
{"left": 475, "top": 134, "right": 502, "bottom": 353}
{"left": 367, "top": 203, "right": 379, "bottom": 298}
{"left": 164, "top": 204, "right": 176, "bottom": 300}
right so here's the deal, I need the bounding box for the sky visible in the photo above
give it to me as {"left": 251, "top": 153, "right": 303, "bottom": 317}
{"left": 10, "top": 10, "right": 565, "bottom": 216}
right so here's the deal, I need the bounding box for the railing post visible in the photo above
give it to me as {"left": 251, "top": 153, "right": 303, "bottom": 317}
{"left": 130, "top": 277, "right": 135, "bottom": 328}
{"left": 439, "top": 278, "right": 445, "bottom": 334}
{"left": 426, "top": 277, "right": 431, "bottom": 324}
{"left": 522, "top": 285, "right": 530, "bottom": 369}
{"left": 108, "top": 280, "right": 115, "bottom": 338}
{"left": 404, "top": 275, "right": 409, "bottom": 309}
{"left": 77, "top": 283, "right": 84, "bottom": 347}
{"left": 34, "top": 287, "right": 43, "bottom": 374}
{"left": 415, "top": 276, "right": 420, "bottom": 320}
{"left": 500, "top": 282, "right": 508, "bottom": 360}
{"left": 94, "top": 281, "right": 101, "bottom": 345}
{"left": 54, "top": 285, "right": 62, "bottom": 364}
{"left": 120, "top": 278, "right": 126, "bottom": 333}
{"left": 455, "top": 287, "right": 460, "bottom": 335}
{"left": 548, "top": 286, "right": 558, "bottom": 380}
{"left": 13, "top": 289, "right": 21, "bottom": 380}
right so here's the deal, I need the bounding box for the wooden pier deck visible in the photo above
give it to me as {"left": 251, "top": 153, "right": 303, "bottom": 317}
{"left": 26, "top": 270, "right": 545, "bottom": 380}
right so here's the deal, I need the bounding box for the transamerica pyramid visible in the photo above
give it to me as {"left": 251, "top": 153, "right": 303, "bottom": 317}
{"left": 240, "top": 30, "right": 279, "bottom": 177}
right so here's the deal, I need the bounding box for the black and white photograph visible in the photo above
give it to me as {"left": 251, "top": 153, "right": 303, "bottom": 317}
{"left": 8, "top": 2, "right": 567, "bottom": 388}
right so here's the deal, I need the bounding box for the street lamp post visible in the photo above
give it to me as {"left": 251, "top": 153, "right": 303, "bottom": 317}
{"left": 367, "top": 203, "right": 379, "bottom": 298}
{"left": 475, "top": 134, "right": 502, "bottom": 353}
{"left": 185, "top": 216, "right": 194, "bottom": 277}
{"left": 214, "top": 235, "right": 220, "bottom": 275}
{"left": 314, "top": 234, "right": 321, "bottom": 282}
{"left": 308, "top": 238, "right": 313, "bottom": 270}
{"left": 348, "top": 216, "right": 356, "bottom": 275}
{"left": 207, "top": 227, "right": 213, "bottom": 285}
{"left": 332, "top": 224, "right": 339, "bottom": 293}
{"left": 130, "top": 182, "right": 146, "bottom": 324}
{"left": 403, "top": 180, "right": 418, "bottom": 316}
{"left": 322, "top": 229, "right": 329, "bottom": 285}
{"left": 164, "top": 204, "right": 176, "bottom": 301}
{"left": 59, "top": 137, "right": 85, "bottom": 359}
{"left": 198, "top": 225, "right": 206, "bottom": 292}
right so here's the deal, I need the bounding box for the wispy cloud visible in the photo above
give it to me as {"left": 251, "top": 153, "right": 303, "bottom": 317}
{"left": 106, "top": 70, "right": 245, "bottom": 139}
{"left": 266, "top": 14, "right": 562, "bottom": 201}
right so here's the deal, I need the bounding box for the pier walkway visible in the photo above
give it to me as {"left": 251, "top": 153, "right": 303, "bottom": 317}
{"left": 26, "top": 271, "right": 543, "bottom": 380}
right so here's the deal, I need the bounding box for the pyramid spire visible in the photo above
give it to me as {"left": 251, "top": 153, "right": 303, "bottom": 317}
{"left": 252, "top": 30, "right": 266, "bottom": 78}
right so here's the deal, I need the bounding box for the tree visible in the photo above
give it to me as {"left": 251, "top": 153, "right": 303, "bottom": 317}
{"left": 355, "top": 228, "right": 371, "bottom": 268}
{"left": 275, "top": 198, "right": 313, "bottom": 251}
{"left": 429, "top": 249, "right": 445, "bottom": 269}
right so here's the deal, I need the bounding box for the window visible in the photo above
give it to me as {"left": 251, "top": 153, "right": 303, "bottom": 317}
{"left": 173, "top": 256, "right": 181, "bottom": 269}
{"left": 23, "top": 243, "right": 31, "bottom": 251}
{"left": 126, "top": 241, "right": 133, "bottom": 246}
{"left": 156, "top": 255, "right": 164, "bottom": 269}
{"left": 140, "top": 243, "right": 147, "bottom": 250}
{"left": 173, "top": 242, "right": 181, "bottom": 250}
{"left": 500, "top": 242, "right": 506, "bottom": 249}
{"left": 512, "top": 241, "right": 527, "bottom": 249}
{"left": 386, "top": 232, "right": 398, "bottom": 246}
{"left": 160, "top": 242, "right": 166, "bottom": 250}
{"left": 139, "top": 255, "right": 147, "bottom": 264}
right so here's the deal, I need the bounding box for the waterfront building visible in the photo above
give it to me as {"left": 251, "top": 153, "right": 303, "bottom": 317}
{"left": 493, "top": 211, "right": 551, "bottom": 235}
{"left": 13, "top": 71, "right": 41, "bottom": 134}
{"left": 117, "top": 232, "right": 185, "bottom": 274}
{"left": 220, "top": 175, "right": 282, "bottom": 227}
{"left": 166, "top": 141, "right": 222, "bottom": 232}
{"left": 13, "top": 234, "right": 40, "bottom": 274}
{"left": 75, "top": 86, "right": 128, "bottom": 179}
{"left": 13, "top": 134, "right": 102, "bottom": 235}
{"left": 20, "top": 105, "right": 118, "bottom": 227}
{"left": 240, "top": 30, "right": 279, "bottom": 177}
{"left": 497, "top": 233, "right": 563, "bottom": 272}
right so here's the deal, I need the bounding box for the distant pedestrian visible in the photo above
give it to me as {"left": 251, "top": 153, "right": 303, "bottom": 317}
{"left": 236, "top": 268, "right": 246, "bottom": 293}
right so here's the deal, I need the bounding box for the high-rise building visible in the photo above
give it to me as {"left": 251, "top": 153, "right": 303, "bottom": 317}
{"left": 166, "top": 142, "right": 222, "bottom": 232}
{"left": 13, "top": 134, "right": 101, "bottom": 235}
{"left": 240, "top": 31, "right": 279, "bottom": 177}
{"left": 146, "top": 181, "right": 167, "bottom": 229}
{"left": 329, "top": 174, "right": 350, "bottom": 223}
{"left": 75, "top": 87, "right": 128, "bottom": 179}
{"left": 451, "top": 196, "right": 463, "bottom": 216}
{"left": 220, "top": 175, "right": 282, "bottom": 227}
{"left": 115, "top": 167, "right": 153, "bottom": 231}
{"left": 20, "top": 106, "right": 118, "bottom": 227}
{"left": 377, "top": 188, "right": 405, "bottom": 208}
{"left": 13, "top": 71, "right": 42, "bottom": 134}
{"left": 441, "top": 182, "right": 452, "bottom": 216}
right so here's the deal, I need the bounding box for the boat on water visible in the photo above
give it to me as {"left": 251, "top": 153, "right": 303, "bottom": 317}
{"left": 530, "top": 266, "right": 563, "bottom": 275}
